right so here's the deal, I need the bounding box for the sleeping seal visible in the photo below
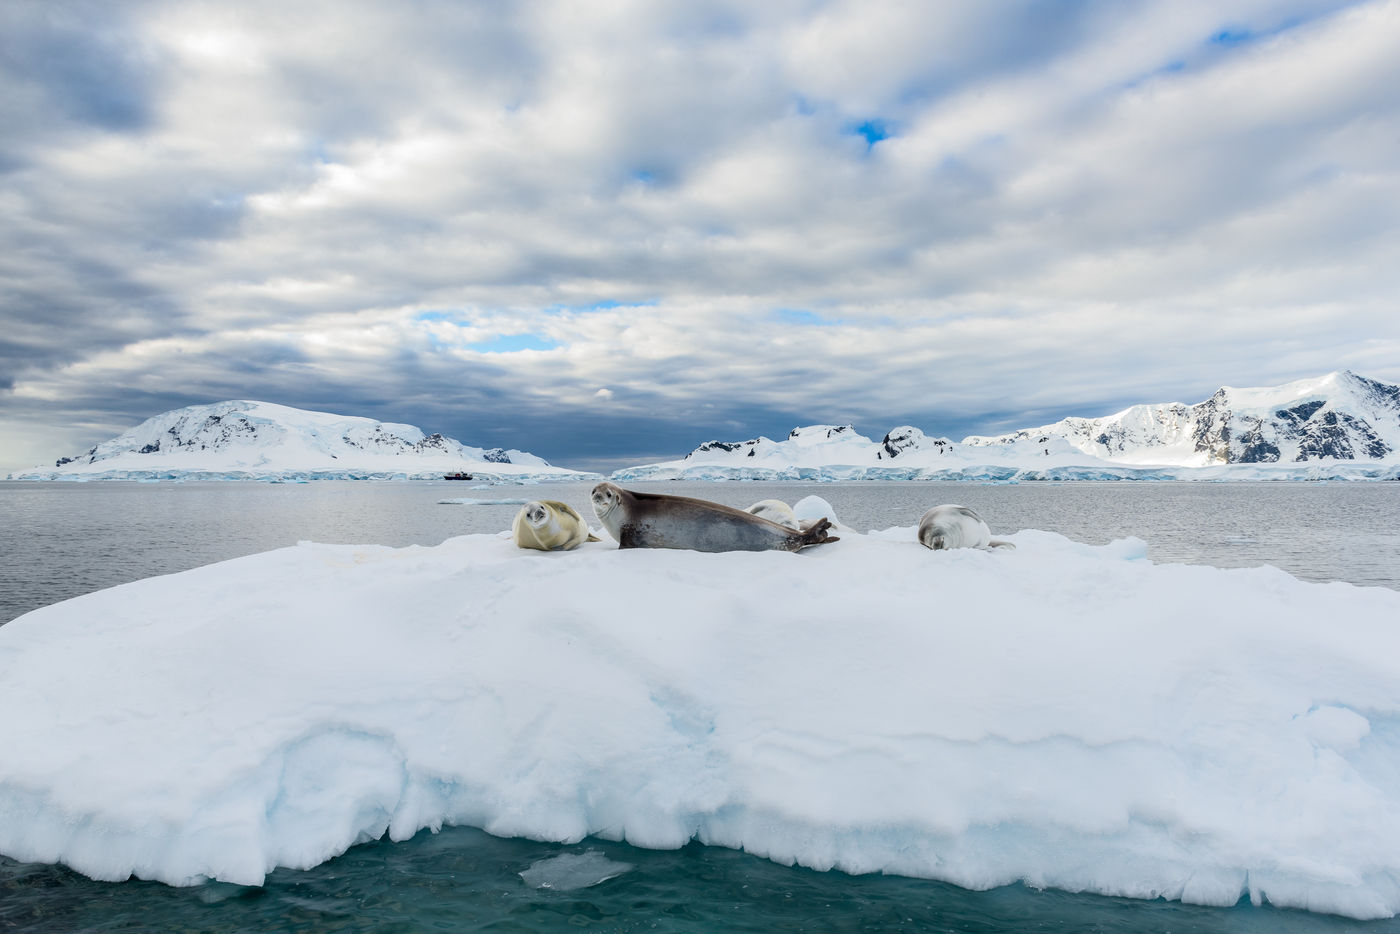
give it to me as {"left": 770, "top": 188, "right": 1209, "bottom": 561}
{"left": 917, "top": 504, "right": 1015, "bottom": 551}
{"left": 591, "top": 482, "right": 838, "bottom": 552}
{"left": 744, "top": 498, "right": 800, "bottom": 529}
{"left": 512, "top": 500, "right": 600, "bottom": 551}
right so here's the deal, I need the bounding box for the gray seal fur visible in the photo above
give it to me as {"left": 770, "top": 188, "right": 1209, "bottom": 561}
{"left": 917, "top": 504, "right": 1015, "bottom": 551}
{"left": 591, "top": 482, "right": 838, "bottom": 552}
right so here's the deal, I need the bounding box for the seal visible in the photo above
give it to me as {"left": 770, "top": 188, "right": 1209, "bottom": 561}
{"left": 917, "top": 504, "right": 1015, "bottom": 551}
{"left": 512, "top": 500, "right": 600, "bottom": 551}
{"left": 591, "top": 482, "right": 838, "bottom": 552}
{"left": 744, "top": 498, "right": 800, "bottom": 530}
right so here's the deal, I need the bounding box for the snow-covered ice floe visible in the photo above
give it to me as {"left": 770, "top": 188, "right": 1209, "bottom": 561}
{"left": 3, "top": 498, "right": 1400, "bottom": 919}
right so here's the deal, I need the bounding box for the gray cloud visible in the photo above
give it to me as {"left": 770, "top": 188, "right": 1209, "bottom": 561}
{"left": 2, "top": 0, "right": 1398, "bottom": 472}
{"left": 0, "top": 2, "right": 164, "bottom": 137}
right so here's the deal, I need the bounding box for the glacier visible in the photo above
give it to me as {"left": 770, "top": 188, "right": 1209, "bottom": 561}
{"left": 10, "top": 372, "right": 1399, "bottom": 483}
{"left": 5, "top": 400, "right": 599, "bottom": 483}
{"left": 3, "top": 497, "right": 1400, "bottom": 919}
{"left": 965, "top": 370, "right": 1400, "bottom": 466}
{"left": 615, "top": 424, "right": 1400, "bottom": 482}
{"left": 616, "top": 372, "right": 1400, "bottom": 481}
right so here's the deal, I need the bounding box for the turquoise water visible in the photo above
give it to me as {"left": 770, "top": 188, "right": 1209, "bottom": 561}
{"left": 3, "top": 479, "right": 1400, "bottom": 931}
{"left": 3, "top": 826, "right": 1393, "bottom": 933}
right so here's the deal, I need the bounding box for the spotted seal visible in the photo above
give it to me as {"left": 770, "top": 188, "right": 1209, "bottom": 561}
{"left": 591, "top": 482, "right": 838, "bottom": 552}
{"left": 917, "top": 504, "right": 1015, "bottom": 551}
{"left": 512, "top": 500, "right": 600, "bottom": 551}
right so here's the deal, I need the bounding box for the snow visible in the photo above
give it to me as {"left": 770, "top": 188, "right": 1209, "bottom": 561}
{"left": 4, "top": 496, "right": 1400, "bottom": 919}
{"left": 5, "top": 400, "right": 598, "bottom": 482}
{"left": 963, "top": 370, "right": 1400, "bottom": 468}
{"left": 616, "top": 371, "right": 1400, "bottom": 480}
{"left": 615, "top": 425, "right": 1400, "bottom": 482}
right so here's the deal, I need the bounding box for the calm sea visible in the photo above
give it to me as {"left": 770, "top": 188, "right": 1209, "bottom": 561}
{"left": 3, "top": 478, "right": 1399, "bottom": 933}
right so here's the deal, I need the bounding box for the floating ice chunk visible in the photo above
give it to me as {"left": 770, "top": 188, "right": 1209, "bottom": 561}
{"left": 437, "top": 498, "right": 532, "bottom": 506}
{"left": 519, "top": 850, "right": 635, "bottom": 891}
{"left": 5, "top": 527, "right": 1400, "bottom": 918}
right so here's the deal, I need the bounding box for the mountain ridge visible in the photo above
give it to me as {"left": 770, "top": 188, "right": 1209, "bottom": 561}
{"left": 616, "top": 371, "right": 1400, "bottom": 481}
{"left": 8, "top": 400, "right": 598, "bottom": 481}
{"left": 963, "top": 370, "right": 1400, "bottom": 466}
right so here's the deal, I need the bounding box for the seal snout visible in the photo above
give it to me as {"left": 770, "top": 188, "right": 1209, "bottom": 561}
{"left": 590, "top": 482, "right": 619, "bottom": 515}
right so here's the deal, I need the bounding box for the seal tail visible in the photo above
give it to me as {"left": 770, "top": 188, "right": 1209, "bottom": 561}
{"left": 988, "top": 539, "right": 1016, "bottom": 550}
{"left": 798, "top": 517, "right": 839, "bottom": 549}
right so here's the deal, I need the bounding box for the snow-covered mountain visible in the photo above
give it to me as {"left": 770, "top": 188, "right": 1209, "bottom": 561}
{"left": 965, "top": 371, "right": 1400, "bottom": 466}
{"left": 615, "top": 371, "right": 1400, "bottom": 481}
{"left": 613, "top": 422, "right": 1103, "bottom": 481}
{"left": 7, "top": 401, "right": 599, "bottom": 481}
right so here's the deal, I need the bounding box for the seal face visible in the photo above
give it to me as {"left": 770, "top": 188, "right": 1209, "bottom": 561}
{"left": 591, "top": 482, "right": 838, "bottom": 553}
{"left": 917, "top": 504, "right": 1015, "bottom": 551}
{"left": 512, "top": 500, "right": 599, "bottom": 551}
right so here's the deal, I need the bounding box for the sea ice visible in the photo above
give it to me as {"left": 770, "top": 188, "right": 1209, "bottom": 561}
{"left": 518, "top": 851, "right": 635, "bottom": 891}
{"left": 2, "top": 500, "right": 1399, "bottom": 919}
{"left": 437, "top": 498, "right": 532, "bottom": 505}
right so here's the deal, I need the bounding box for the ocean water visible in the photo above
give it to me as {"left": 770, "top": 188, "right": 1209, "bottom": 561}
{"left": 2, "top": 478, "right": 1399, "bottom": 932}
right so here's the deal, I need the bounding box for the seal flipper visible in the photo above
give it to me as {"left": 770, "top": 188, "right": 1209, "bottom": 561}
{"left": 988, "top": 539, "right": 1016, "bottom": 550}
{"left": 587, "top": 532, "right": 601, "bottom": 542}
{"left": 797, "top": 517, "right": 839, "bottom": 549}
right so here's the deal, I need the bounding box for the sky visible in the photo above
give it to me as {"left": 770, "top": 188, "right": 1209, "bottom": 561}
{"left": 2, "top": 0, "right": 1398, "bottom": 473}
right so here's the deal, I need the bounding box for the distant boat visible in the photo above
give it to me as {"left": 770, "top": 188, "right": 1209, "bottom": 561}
{"left": 443, "top": 472, "right": 474, "bottom": 480}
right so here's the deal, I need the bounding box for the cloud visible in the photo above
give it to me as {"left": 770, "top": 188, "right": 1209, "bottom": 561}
{"left": 1, "top": 0, "right": 1398, "bottom": 472}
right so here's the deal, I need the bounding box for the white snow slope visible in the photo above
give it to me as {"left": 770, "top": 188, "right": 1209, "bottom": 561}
{"left": 966, "top": 371, "right": 1400, "bottom": 466}
{"left": 3, "top": 498, "right": 1400, "bottom": 919}
{"left": 615, "top": 372, "right": 1400, "bottom": 481}
{"left": 6, "top": 400, "right": 598, "bottom": 481}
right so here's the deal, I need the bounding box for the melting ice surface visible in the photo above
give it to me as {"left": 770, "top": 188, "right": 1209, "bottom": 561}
{"left": 3, "top": 496, "right": 1400, "bottom": 919}
{"left": 518, "top": 850, "right": 635, "bottom": 891}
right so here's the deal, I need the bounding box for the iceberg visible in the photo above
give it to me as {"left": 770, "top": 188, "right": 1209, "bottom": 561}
{"left": 3, "top": 500, "right": 1400, "bottom": 919}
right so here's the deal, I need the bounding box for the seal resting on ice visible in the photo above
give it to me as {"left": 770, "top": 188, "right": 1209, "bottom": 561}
{"left": 917, "top": 504, "right": 1015, "bottom": 551}
{"left": 591, "top": 483, "right": 838, "bottom": 553}
{"left": 512, "top": 500, "right": 600, "bottom": 551}
{"left": 744, "top": 498, "right": 800, "bottom": 529}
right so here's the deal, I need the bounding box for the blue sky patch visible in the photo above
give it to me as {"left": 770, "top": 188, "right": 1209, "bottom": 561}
{"left": 849, "top": 120, "right": 892, "bottom": 148}
{"left": 774, "top": 308, "right": 841, "bottom": 327}
{"left": 1210, "top": 28, "right": 1255, "bottom": 45}
{"left": 545, "top": 300, "right": 657, "bottom": 315}
{"left": 1205, "top": 11, "right": 1327, "bottom": 51}
{"left": 470, "top": 334, "right": 560, "bottom": 353}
